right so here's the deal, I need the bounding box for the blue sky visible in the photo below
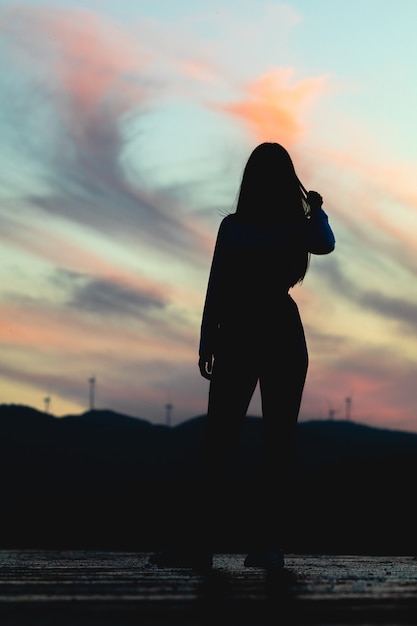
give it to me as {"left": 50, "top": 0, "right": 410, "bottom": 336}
{"left": 1, "top": 0, "right": 417, "bottom": 432}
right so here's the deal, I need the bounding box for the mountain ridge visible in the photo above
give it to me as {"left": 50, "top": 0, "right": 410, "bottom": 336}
{"left": 1, "top": 403, "right": 417, "bottom": 555}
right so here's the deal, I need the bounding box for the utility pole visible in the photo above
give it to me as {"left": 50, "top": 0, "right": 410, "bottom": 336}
{"left": 327, "top": 399, "right": 339, "bottom": 421}
{"left": 165, "top": 402, "right": 173, "bottom": 427}
{"left": 345, "top": 396, "right": 352, "bottom": 421}
{"left": 328, "top": 408, "right": 337, "bottom": 420}
{"left": 44, "top": 396, "right": 51, "bottom": 414}
{"left": 88, "top": 377, "right": 96, "bottom": 411}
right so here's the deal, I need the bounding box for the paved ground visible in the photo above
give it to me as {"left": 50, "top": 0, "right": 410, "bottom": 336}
{"left": 1, "top": 550, "right": 417, "bottom": 625}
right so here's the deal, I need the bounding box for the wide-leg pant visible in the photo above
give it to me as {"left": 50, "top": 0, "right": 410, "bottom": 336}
{"left": 199, "top": 295, "right": 308, "bottom": 548}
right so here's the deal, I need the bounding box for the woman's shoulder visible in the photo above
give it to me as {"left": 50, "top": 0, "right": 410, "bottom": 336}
{"left": 220, "top": 213, "right": 236, "bottom": 225}
{"left": 217, "top": 212, "right": 237, "bottom": 234}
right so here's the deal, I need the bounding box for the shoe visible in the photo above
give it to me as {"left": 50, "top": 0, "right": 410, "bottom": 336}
{"left": 147, "top": 547, "right": 213, "bottom": 570}
{"left": 244, "top": 548, "right": 284, "bottom": 569}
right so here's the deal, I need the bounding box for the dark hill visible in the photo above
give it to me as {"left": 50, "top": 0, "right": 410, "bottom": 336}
{"left": 1, "top": 403, "right": 417, "bottom": 555}
{"left": 63, "top": 408, "right": 156, "bottom": 430}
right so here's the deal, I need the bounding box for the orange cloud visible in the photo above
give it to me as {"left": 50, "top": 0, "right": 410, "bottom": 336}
{"left": 214, "top": 68, "right": 326, "bottom": 145}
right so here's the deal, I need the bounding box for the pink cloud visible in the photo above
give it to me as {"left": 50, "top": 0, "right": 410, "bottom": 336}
{"left": 0, "top": 6, "right": 149, "bottom": 194}
{"left": 2, "top": 5, "right": 149, "bottom": 109}
{"left": 213, "top": 68, "right": 327, "bottom": 146}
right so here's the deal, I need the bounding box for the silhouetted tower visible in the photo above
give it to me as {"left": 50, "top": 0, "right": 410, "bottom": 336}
{"left": 88, "top": 376, "right": 96, "bottom": 410}
{"left": 345, "top": 396, "right": 352, "bottom": 421}
{"left": 327, "top": 400, "right": 340, "bottom": 420}
{"left": 44, "top": 396, "right": 51, "bottom": 414}
{"left": 165, "top": 402, "right": 173, "bottom": 427}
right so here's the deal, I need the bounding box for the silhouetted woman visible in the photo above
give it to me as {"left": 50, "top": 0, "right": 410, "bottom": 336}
{"left": 149, "top": 142, "right": 335, "bottom": 570}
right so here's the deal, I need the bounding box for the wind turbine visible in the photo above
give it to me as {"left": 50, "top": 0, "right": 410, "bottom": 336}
{"left": 345, "top": 395, "right": 353, "bottom": 421}
{"left": 327, "top": 400, "right": 339, "bottom": 420}
{"left": 88, "top": 376, "right": 96, "bottom": 410}
{"left": 165, "top": 399, "right": 173, "bottom": 427}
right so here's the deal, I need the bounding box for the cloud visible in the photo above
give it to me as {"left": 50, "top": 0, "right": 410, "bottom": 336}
{"left": 0, "top": 5, "right": 329, "bottom": 269}
{"left": 58, "top": 270, "right": 167, "bottom": 318}
{"left": 0, "top": 5, "right": 212, "bottom": 269}
{"left": 214, "top": 69, "right": 327, "bottom": 145}
{"left": 360, "top": 291, "right": 417, "bottom": 332}
{"left": 319, "top": 258, "right": 417, "bottom": 332}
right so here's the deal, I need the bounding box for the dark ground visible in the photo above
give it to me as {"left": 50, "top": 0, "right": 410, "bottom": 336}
{"left": 1, "top": 550, "right": 417, "bottom": 625}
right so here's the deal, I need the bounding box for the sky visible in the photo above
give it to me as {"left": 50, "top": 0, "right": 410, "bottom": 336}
{"left": 1, "top": 0, "right": 417, "bottom": 432}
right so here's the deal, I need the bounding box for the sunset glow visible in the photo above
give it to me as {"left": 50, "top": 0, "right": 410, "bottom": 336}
{"left": 1, "top": 0, "right": 417, "bottom": 432}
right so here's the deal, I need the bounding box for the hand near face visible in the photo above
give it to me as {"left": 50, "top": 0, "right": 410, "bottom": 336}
{"left": 306, "top": 190, "right": 323, "bottom": 211}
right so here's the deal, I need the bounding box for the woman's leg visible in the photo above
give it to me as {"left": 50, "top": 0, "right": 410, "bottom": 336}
{"left": 257, "top": 299, "right": 309, "bottom": 548}
{"left": 149, "top": 333, "right": 258, "bottom": 565}
{"left": 197, "top": 343, "right": 259, "bottom": 548}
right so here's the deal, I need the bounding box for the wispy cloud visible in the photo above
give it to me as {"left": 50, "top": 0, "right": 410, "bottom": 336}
{"left": 320, "top": 259, "right": 417, "bottom": 332}
{"left": 0, "top": 5, "right": 211, "bottom": 267}
{"left": 56, "top": 270, "right": 167, "bottom": 318}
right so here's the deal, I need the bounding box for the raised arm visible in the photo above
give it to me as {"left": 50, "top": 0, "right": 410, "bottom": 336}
{"left": 304, "top": 191, "right": 335, "bottom": 254}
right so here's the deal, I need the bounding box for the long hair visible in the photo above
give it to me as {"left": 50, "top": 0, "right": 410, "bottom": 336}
{"left": 235, "top": 142, "right": 310, "bottom": 284}
{"left": 235, "top": 142, "right": 307, "bottom": 219}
